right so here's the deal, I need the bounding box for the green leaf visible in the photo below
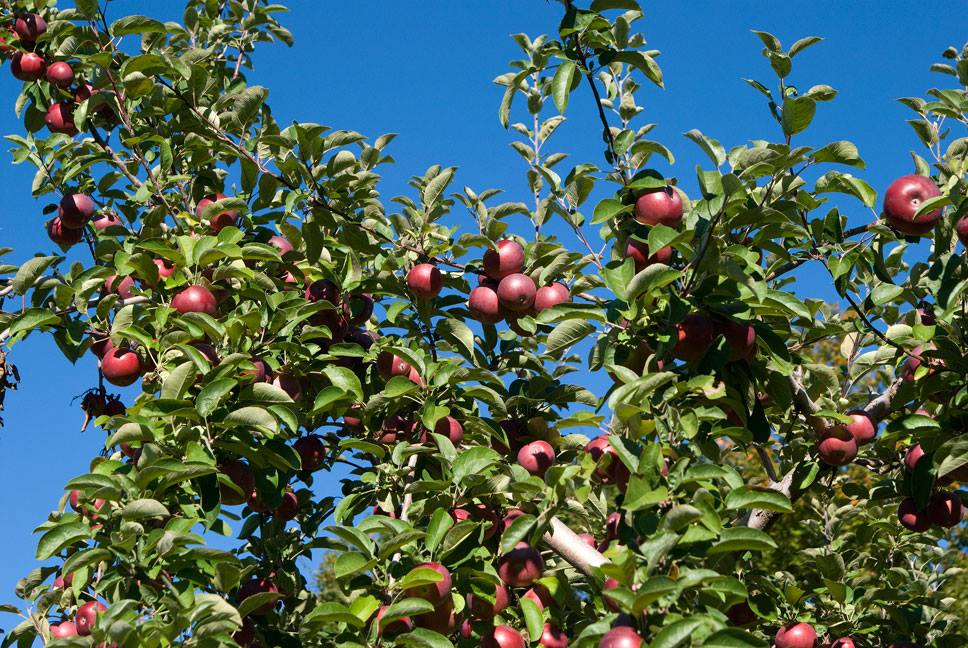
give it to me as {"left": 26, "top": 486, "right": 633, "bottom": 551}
{"left": 396, "top": 628, "right": 455, "bottom": 648}
{"left": 815, "top": 172, "right": 877, "bottom": 208}
{"left": 334, "top": 552, "right": 369, "bottom": 579}
{"left": 121, "top": 499, "right": 170, "bottom": 520}
{"left": 520, "top": 595, "right": 544, "bottom": 644}
{"left": 650, "top": 617, "right": 705, "bottom": 648}
{"left": 425, "top": 508, "right": 454, "bottom": 554}
{"left": 12, "top": 256, "right": 57, "bottom": 296}
{"left": 708, "top": 527, "right": 778, "bottom": 553}
{"left": 451, "top": 447, "right": 501, "bottom": 485}
{"left": 552, "top": 60, "right": 578, "bottom": 113}
{"left": 810, "top": 141, "right": 864, "bottom": 167}
{"left": 870, "top": 283, "right": 903, "bottom": 306}
{"left": 323, "top": 365, "right": 363, "bottom": 402}
{"left": 500, "top": 514, "right": 536, "bottom": 554}
{"left": 781, "top": 97, "right": 816, "bottom": 136}
{"left": 398, "top": 567, "right": 445, "bottom": 592}
{"left": 237, "top": 591, "right": 283, "bottom": 618}
{"left": 197, "top": 379, "right": 237, "bottom": 418}
{"left": 436, "top": 317, "right": 475, "bottom": 360}
{"left": 546, "top": 320, "right": 596, "bottom": 358}
{"left": 36, "top": 522, "right": 90, "bottom": 560}
{"left": 111, "top": 15, "right": 167, "bottom": 35}
{"left": 704, "top": 628, "right": 770, "bottom": 648}
{"left": 223, "top": 407, "right": 278, "bottom": 433}
{"left": 6, "top": 309, "right": 60, "bottom": 339}
{"left": 684, "top": 129, "right": 726, "bottom": 167}
{"left": 724, "top": 487, "right": 793, "bottom": 513}
{"left": 601, "top": 51, "right": 664, "bottom": 88}
{"left": 788, "top": 36, "right": 822, "bottom": 57}
{"left": 161, "top": 362, "right": 197, "bottom": 400}
{"left": 422, "top": 168, "right": 455, "bottom": 208}
{"left": 751, "top": 30, "right": 781, "bottom": 52}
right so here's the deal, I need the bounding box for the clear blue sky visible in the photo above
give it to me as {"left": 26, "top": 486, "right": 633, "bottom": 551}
{"left": 0, "top": 0, "right": 963, "bottom": 607}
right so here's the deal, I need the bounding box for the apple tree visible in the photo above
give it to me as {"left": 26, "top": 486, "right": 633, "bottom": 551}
{"left": 0, "top": 1, "right": 966, "bottom": 647}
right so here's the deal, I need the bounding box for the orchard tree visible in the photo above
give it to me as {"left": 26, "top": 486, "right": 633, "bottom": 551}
{"left": 0, "top": 1, "right": 965, "bottom": 647}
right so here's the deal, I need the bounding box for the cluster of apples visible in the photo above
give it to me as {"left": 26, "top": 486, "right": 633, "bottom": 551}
{"left": 897, "top": 431, "right": 965, "bottom": 532}
{"left": 468, "top": 239, "right": 570, "bottom": 333}
{"left": 771, "top": 621, "right": 924, "bottom": 648}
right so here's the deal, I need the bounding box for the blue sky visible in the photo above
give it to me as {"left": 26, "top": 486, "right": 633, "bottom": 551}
{"left": 0, "top": 0, "right": 964, "bottom": 607}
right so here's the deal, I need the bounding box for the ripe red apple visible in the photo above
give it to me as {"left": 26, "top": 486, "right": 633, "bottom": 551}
{"left": 497, "top": 273, "right": 537, "bottom": 312}
{"left": 153, "top": 258, "right": 176, "bottom": 280}
{"left": 843, "top": 410, "right": 876, "bottom": 445}
{"left": 273, "top": 491, "right": 299, "bottom": 521}
{"left": 75, "top": 600, "right": 107, "bottom": 636}
{"left": 517, "top": 440, "right": 555, "bottom": 476}
{"left": 45, "top": 102, "right": 78, "bottom": 135}
{"left": 74, "top": 83, "right": 118, "bottom": 122}
{"left": 497, "top": 542, "right": 543, "bottom": 587}
{"left": 726, "top": 601, "right": 755, "bottom": 626}
{"left": 238, "top": 577, "right": 279, "bottom": 616}
{"left": 53, "top": 572, "right": 74, "bottom": 589}
{"left": 904, "top": 444, "right": 926, "bottom": 472}
{"left": 483, "top": 239, "right": 525, "bottom": 280}
{"left": 927, "top": 491, "right": 963, "bottom": 528}
{"left": 59, "top": 193, "right": 95, "bottom": 228}
{"left": 500, "top": 507, "right": 525, "bottom": 533}
{"left": 469, "top": 285, "right": 502, "bottom": 324}
{"left": 817, "top": 426, "right": 858, "bottom": 466}
{"left": 413, "top": 598, "right": 457, "bottom": 634}
{"left": 50, "top": 621, "right": 78, "bottom": 638}
{"left": 585, "top": 435, "right": 627, "bottom": 485}
{"left": 101, "top": 347, "right": 142, "bottom": 386}
{"left": 522, "top": 583, "right": 555, "bottom": 610}
{"left": 634, "top": 186, "right": 684, "bottom": 227}
{"left": 956, "top": 216, "right": 968, "bottom": 247}
{"left": 898, "top": 497, "right": 931, "bottom": 532}
{"left": 172, "top": 285, "right": 218, "bottom": 315}
{"left": 482, "top": 625, "right": 526, "bottom": 648}
{"left": 478, "top": 272, "right": 499, "bottom": 289}
{"left": 346, "top": 328, "right": 378, "bottom": 350}
{"left": 606, "top": 511, "right": 622, "bottom": 540}
{"left": 578, "top": 533, "right": 597, "bottom": 548}
{"left": 829, "top": 638, "right": 856, "bottom": 648}
{"left": 377, "top": 352, "right": 412, "bottom": 380}
{"left": 196, "top": 193, "right": 239, "bottom": 232}
{"left": 466, "top": 582, "right": 509, "bottom": 619}
{"left": 219, "top": 460, "right": 255, "bottom": 506}
{"left": 12, "top": 13, "right": 47, "bottom": 43}
{"left": 293, "top": 434, "right": 325, "bottom": 471}
{"left": 672, "top": 313, "right": 715, "bottom": 362}
{"left": 268, "top": 235, "right": 293, "bottom": 255}
{"left": 539, "top": 623, "right": 568, "bottom": 648}
{"left": 883, "top": 174, "right": 942, "bottom": 237}
{"left": 92, "top": 212, "right": 123, "bottom": 231}
{"left": 305, "top": 278, "right": 341, "bottom": 305}
{"left": 103, "top": 275, "right": 135, "bottom": 299}
{"left": 47, "top": 217, "right": 82, "bottom": 247}
{"left": 625, "top": 238, "right": 672, "bottom": 272}
{"left": 347, "top": 293, "right": 374, "bottom": 325}
{"left": 720, "top": 319, "right": 756, "bottom": 361}
{"left": 534, "top": 282, "right": 569, "bottom": 313}
{"left": 46, "top": 61, "right": 74, "bottom": 87}
{"left": 430, "top": 416, "right": 464, "bottom": 444}
{"left": 406, "top": 263, "right": 443, "bottom": 300}
{"left": 376, "top": 604, "right": 412, "bottom": 637}
{"left": 10, "top": 52, "right": 46, "bottom": 81}
{"left": 272, "top": 373, "right": 302, "bottom": 401}
{"left": 774, "top": 622, "right": 817, "bottom": 648}
{"left": 404, "top": 562, "right": 452, "bottom": 604}
{"left": 598, "top": 627, "right": 642, "bottom": 648}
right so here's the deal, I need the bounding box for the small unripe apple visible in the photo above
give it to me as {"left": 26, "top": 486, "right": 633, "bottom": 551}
{"left": 377, "top": 351, "right": 412, "bottom": 380}
{"left": 482, "top": 625, "right": 526, "bottom": 648}
{"left": 376, "top": 604, "right": 412, "bottom": 637}
{"left": 293, "top": 435, "right": 325, "bottom": 471}
{"left": 625, "top": 238, "right": 672, "bottom": 272}
{"left": 46, "top": 61, "right": 74, "bottom": 87}
{"left": 10, "top": 52, "right": 46, "bottom": 81}
{"left": 598, "top": 626, "right": 642, "bottom": 648}
{"left": 466, "top": 582, "right": 509, "bottom": 619}
{"left": 407, "top": 263, "right": 443, "bottom": 300}
{"left": 898, "top": 497, "right": 931, "bottom": 532}
{"left": 469, "top": 285, "right": 502, "bottom": 323}
{"left": 50, "top": 621, "right": 78, "bottom": 638}
{"left": 817, "top": 426, "right": 858, "bottom": 466}
{"left": 539, "top": 623, "right": 568, "bottom": 648}
{"left": 404, "top": 562, "right": 452, "bottom": 604}
{"left": 672, "top": 313, "right": 715, "bottom": 362}
{"left": 103, "top": 275, "right": 135, "bottom": 299}
{"left": 774, "top": 622, "right": 817, "bottom": 648}
{"left": 497, "top": 273, "right": 537, "bottom": 312}
{"left": 196, "top": 193, "right": 239, "bottom": 232}
{"left": 927, "top": 491, "right": 963, "bottom": 528}
{"left": 273, "top": 490, "right": 299, "bottom": 521}
{"left": 12, "top": 13, "right": 47, "bottom": 43}
{"left": 844, "top": 410, "right": 876, "bottom": 445}
{"left": 219, "top": 460, "right": 255, "bottom": 506}
{"left": 47, "top": 217, "right": 82, "bottom": 247}
{"left": 634, "top": 186, "right": 683, "bottom": 227}
{"left": 45, "top": 102, "right": 78, "bottom": 135}
{"left": 75, "top": 600, "right": 107, "bottom": 636}
{"left": 172, "top": 285, "right": 218, "bottom": 315}
{"left": 517, "top": 440, "right": 555, "bottom": 476}
{"left": 238, "top": 577, "right": 279, "bottom": 616}
{"left": 101, "top": 347, "right": 142, "bottom": 386}
{"left": 720, "top": 319, "right": 756, "bottom": 361}
{"left": 904, "top": 444, "right": 926, "bottom": 472}
{"left": 483, "top": 239, "right": 526, "bottom": 280}
{"left": 883, "top": 174, "right": 942, "bottom": 237}
{"left": 59, "top": 193, "right": 95, "bottom": 228}
{"left": 534, "top": 282, "right": 569, "bottom": 313}
{"left": 497, "top": 542, "right": 543, "bottom": 587}
{"left": 92, "top": 212, "right": 123, "bottom": 231}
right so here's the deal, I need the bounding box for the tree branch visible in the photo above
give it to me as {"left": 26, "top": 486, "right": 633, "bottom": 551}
{"left": 542, "top": 516, "right": 608, "bottom": 575}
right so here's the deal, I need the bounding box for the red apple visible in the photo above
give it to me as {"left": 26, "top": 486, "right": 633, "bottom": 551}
{"left": 272, "top": 373, "right": 302, "bottom": 401}
{"left": 10, "top": 52, "right": 46, "bottom": 81}
{"left": 219, "top": 460, "right": 255, "bottom": 506}
{"left": 829, "top": 638, "right": 856, "bottom": 648}
{"left": 452, "top": 503, "right": 500, "bottom": 539}
{"left": 431, "top": 416, "right": 464, "bottom": 444}
{"left": 407, "top": 263, "right": 443, "bottom": 300}
{"left": 927, "top": 491, "right": 963, "bottom": 528}
{"left": 304, "top": 278, "right": 341, "bottom": 304}
{"left": 497, "top": 273, "right": 537, "bottom": 312}
{"left": 497, "top": 542, "right": 543, "bottom": 587}
{"left": 376, "top": 604, "right": 412, "bottom": 637}
{"left": 585, "top": 435, "right": 627, "bottom": 485}
{"left": 273, "top": 491, "right": 299, "bottom": 521}
{"left": 898, "top": 497, "right": 931, "bottom": 532}
{"left": 774, "top": 622, "right": 817, "bottom": 648}
{"left": 501, "top": 507, "right": 525, "bottom": 533}
{"left": 153, "top": 258, "right": 176, "bottom": 280}
{"left": 47, "top": 217, "right": 82, "bottom": 247}
{"left": 46, "top": 61, "right": 74, "bottom": 87}
{"left": 482, "top": 625, "right": 526, "bottom": 648}
{"left": 12, "top": 13, "right": 47, "bottom": 43}
{"left": 634, "top": 186, "right": 683, "bottom": 227}
{"left": 377, "top": 352, "right": 412, "bottom": 380}
{"left": 196, "top": 193, "right": 239, "bottom": 232}
{"left": 534, "top": 282, "right": 569, "bottom": 313}
{"left": 172, "top": 285, "right": 218, "bottom": 315}
{"left": 720, "top": 319, "right": 756, "bottom": 361}
{"left": 45, "top": 102, "right": 78, "bottom": 135}
{"left": 726, "top": 601, "right": 755, "bottom": 626}
{"left": 238, "top": 577, "right": 279, "bottom": 616}
{"left": 50, "top": 621, "right": 78, "bottom": 638}
{"left": 598, "top": 627, "right": 642, "bottom": 648}
{"left": 517, "top": 440, "right": 555, "bottom": 476}
{"left": 606, "top": 511, "right": 622, "bottom": 540}
{"left": 101, "top": 347, "right": 142, "bottom": 386}
{"left": 466, "top": 582, "right": 509, "bottom": 619}
{"left": 469, "top": 285, "right": 502, "bottom": 324}
{"left": 522, "top": 583, "right": 555, "bottom": 610}
{"left": 626, "top": 238, "right": 672, "bottom": 272}
{"left": 74, "top": 83, "right": 118, "bottom": 122}
{"left": 956, "top": 216, "right": 968, "bottom": 247}
{"left": 404, "top": 562, "right": 452, "bottom": 604}
{"left": 578, "top": 533, "right": 597, "bottom": 548}
{"left": 672, "top": 313, "right": 715, "bottom": 362}
{"left": 413, "top": 598, "right": 457, "bottom": 634}
{"left": 92, "top": 212, "right": 123, "bottom": 231}
{"left": 59, "top": 193, "right": 95, "bottom": 228}
{"left": 883, "top": 174, "right": 942, "bottom": 237}
{"left": 103, "top": 275, "right": 135, "bottom": 299}
{"left": 483, "top": 239, "right": 525, "bottom": 280}
{"left": 347, "top": 293, "right": 374, "bottom": 325}
{"left": 293, "top": 435, "right": 325, "bottom": 471}
{"left": 75, "top": 601, "right": 107, "bottom": 636}
{"left": 539, "top": 623, "right": 568, "bottom": 648}
{"left": 817, "top": 426, "right": 857, "bottom": 466}
{"left": 904, "top": 444, "right": 926, "bottom": 472}
{"left": 53, "top": 572, "right": 74, "bottom": 589}
{"left": 268, "top": 235, "right": 293, "bottom": 255}
{"left": 843, "top": 410, "right": 876, "bottom": 445}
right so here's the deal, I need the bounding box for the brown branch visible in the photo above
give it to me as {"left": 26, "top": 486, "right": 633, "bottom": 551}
{"left": 542, "top": 516, "right": 608, "bottom": 575}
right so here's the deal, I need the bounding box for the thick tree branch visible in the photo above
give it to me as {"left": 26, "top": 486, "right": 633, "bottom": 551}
{"left": 542, "top": 516, "right": 608, "bottom": 575}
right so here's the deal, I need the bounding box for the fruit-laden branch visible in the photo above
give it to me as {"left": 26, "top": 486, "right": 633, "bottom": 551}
{"left": 542, "top": 516, "right": 608, "bottom": 575}
{"left": 0, "top": 295, "right": 149, "bottom": 343}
